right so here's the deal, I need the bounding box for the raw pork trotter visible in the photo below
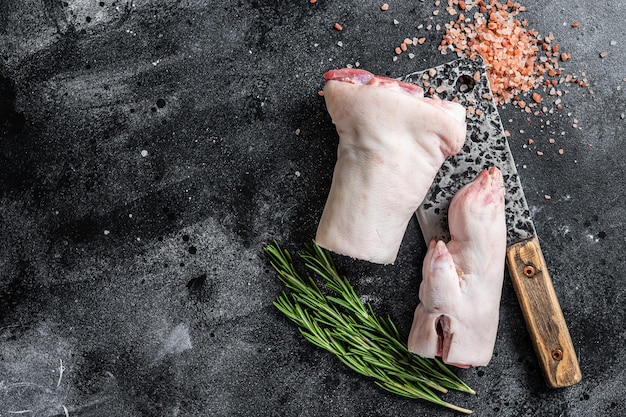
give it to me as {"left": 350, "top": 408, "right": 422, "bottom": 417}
{"left": 408, "top": 167, "right": 507, "bottom": 367}
{"left": 316, "top": 68, "right": 467, "bottom": 264}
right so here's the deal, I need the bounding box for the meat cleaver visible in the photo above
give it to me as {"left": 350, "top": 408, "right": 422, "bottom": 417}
{"left": 401, "top": 56, "right": 582, "bottom": 388}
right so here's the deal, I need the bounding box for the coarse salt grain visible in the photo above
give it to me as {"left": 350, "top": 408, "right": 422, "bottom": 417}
{"left": 437, "top": 0, "right": 578, "bottom": 107}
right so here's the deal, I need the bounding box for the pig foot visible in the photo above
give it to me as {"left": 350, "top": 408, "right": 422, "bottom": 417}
{"left": 408, "top": 167, "right": 506, "bottom": 367}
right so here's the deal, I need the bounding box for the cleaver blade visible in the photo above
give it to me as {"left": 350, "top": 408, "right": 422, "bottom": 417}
{"left": 401, "top": 56, "right": 582, "bottom": 388}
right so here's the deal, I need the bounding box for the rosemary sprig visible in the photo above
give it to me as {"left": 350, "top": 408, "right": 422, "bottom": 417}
{"left": 265, "top": 241, "right": 474, "bottom": 414}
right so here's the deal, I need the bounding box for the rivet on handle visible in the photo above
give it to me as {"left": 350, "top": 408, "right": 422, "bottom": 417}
{"left": 551, "top": 349, "right": 563, "bottom": 361}
{"left": 523, "top": 264, "right": 536, "bottom": 278}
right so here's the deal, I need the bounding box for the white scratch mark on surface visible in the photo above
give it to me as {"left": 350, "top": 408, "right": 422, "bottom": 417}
{"left": 153, "top": 323, "right": 192, "bottom": 364}
{"left": 585, "top": 234, "right": 598, "bottom": 243}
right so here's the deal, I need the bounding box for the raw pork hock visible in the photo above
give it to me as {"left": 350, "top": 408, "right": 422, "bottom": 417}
{"left": 316, "top": 68, "right": 467, "bottom": 264}
{"left": 408, "top": 167, "right": 507, "bottom": 367}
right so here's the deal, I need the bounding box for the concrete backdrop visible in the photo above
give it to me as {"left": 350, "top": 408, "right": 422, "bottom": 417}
{"left": 1, "top": 0, "right": 625, "bottom": 415}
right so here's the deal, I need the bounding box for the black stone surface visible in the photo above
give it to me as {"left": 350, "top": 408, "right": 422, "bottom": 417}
{"left": 1, "top": 1, "right": 625, "bottom": 416}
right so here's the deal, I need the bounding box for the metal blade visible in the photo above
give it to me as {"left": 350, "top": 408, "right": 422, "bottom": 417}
{"left": 401, "top": 56, "right": 535, "bottom": 245}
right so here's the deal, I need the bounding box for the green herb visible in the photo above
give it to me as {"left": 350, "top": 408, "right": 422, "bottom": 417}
{"left": 265, "top": 241, "right": 474, "bottom": 414}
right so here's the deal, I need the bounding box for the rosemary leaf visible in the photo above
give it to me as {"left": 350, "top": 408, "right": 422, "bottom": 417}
{"left": 265, "top": 241, "right": 474, "bottom": 414}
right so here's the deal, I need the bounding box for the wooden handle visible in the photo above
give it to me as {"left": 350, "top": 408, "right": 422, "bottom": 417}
{"left": 506, "top": 235, "right": 582, "bottom": 388}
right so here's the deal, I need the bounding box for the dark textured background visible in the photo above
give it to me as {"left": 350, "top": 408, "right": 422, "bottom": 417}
{"left": 1, "top": 0, "right": 624, "bottom": 415}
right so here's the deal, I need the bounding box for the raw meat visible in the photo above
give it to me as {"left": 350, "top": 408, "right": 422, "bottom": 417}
{"left": 315, "top": 68, "right": 467, "bottom": 264}
{"left": 407, "top": 167, "right": 507, "bottom": 367}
